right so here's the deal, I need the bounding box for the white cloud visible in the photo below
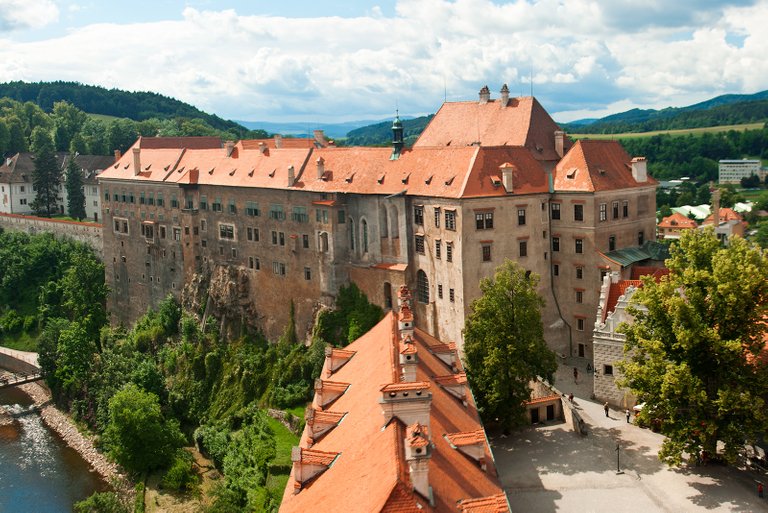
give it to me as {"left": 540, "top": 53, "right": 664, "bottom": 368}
{"left": 0, "top": 0, "right": 58, "bottom": 31}
{"left": 0, "top": 0, "right": 766, "bottom": 123}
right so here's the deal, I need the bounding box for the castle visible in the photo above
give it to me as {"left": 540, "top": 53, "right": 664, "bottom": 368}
{"left": 98, "top": 86, "right": 657, "bottom": 358}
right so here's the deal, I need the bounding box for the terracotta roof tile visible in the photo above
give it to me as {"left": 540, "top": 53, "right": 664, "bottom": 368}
{"left": 434, "top": 373, "right": 467, "bottom": 386}
{"left": 658, "top": 212, "right": 698, "bottom": 229}
{"left": 458, "top": 493, "right": 510, "bottom": 513}
{"left": 553, "top": 140, "right": 657, "bottom": 192}
{"left": 524, "top": 394, "right": 561, "bottom": 406}
{"left": 444, "top": 430, "right": 486, "bottom": 447}
{"left": 295, "top": 448, "right": 339, "bottom": 466}
{"left": 406, "top": 423, "right": 430, "bottom": 448}
{"left": 703, "top": 207, "right": 744, "bottom": 225}
{"left": 380, "top": 381, "right": 431, "bottom": 393}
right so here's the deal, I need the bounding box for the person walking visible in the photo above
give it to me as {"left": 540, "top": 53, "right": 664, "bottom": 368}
{"left": 604, "top": 402, "right": 609, "bottom": 417}
{"left": 625, "top": 409, "right": 631, "bottom": 423}
{"left": 573, "top": 367, "right": 579, "bottom": 383}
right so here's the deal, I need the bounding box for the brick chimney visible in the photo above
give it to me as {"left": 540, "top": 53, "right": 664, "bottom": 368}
{"left": 274, "top": 135, "right": 283, "bottom": 149}
{"left": 313, "top": 129, "right": 328, "bottom": 147}
{"left": 225, "top": 140, "right": 235, "bottom": 157}
{"left": 500, "top": 84, "right": 509, "bottom": 107}
{"left": 316, "top": 157, "right": 325, "bottom": 179}
{"left": 631, "top": 157, "right": 647, "bottom": 182}
{"left": 287, "top": 165, "right": 295, "bottom": 187}
{"left": 711, "top": 188, "right": 721, "bottom": 223}
{"left": 258, "top": 142, "right": 268, "bottom": 155}
{"left": 404, "top": 423, "right": 432, "bottom": 502}
{"left": 554, "top": 130, "right": 565, "bottom": 158}
{"left": 400, "top": 335, "right": 418, "bottom": 382}
{"left": 500, "top": 162, "right": 515, "bottom": 193}
{"left": 114, "top": 149, "right": 121, "bottom": 162}
{"left": 479, "top": 85, "right": 491, "bottom": 104}
{"left": 132, "top": 147, "right": 141, "bottom": 176}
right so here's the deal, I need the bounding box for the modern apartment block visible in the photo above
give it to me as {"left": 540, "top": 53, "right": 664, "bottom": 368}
{"left": 718, "top": 159, "right": 762, "bottom": 184}
{"left": 98, "top": 86, "right": 657, "bottom": 357}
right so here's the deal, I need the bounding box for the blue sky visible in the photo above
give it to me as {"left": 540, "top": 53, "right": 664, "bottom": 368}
{"left": 1, "top": 0, "right": 767, "bottom": 124}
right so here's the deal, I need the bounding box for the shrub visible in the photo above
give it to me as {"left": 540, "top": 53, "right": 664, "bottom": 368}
{"left": 161, "top": 450, "right": 199, "bottom": 492}
{"left": 73, "top": 491, "right": 129, "bottom": 513}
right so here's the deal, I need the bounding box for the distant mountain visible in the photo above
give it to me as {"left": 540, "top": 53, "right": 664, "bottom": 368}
{"left": 234, "top": 119, "right": 382, "bottom": 139}
{"left": 0, "top": 80, "right": 248, "bottom": 134}
{"left": 561, "top": 90, "right": 768, "bottom": 134}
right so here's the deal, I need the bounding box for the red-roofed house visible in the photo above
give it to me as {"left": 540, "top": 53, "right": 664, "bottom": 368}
{"left": 279, "top": 287, "right": 509, "bottom": 513}
{"left": 701, "top": 207, "right": 746, "bottom": 244}
{"left": 99, "top": 86, "right": 657, "bottom": 356}
{"left": 657, "top": 212, "right": 698, "bottom": 240}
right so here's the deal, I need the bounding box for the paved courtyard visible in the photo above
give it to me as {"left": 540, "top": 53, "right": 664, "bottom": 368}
{"left": 490, "top": 360, "right": 768, "bottom": 512}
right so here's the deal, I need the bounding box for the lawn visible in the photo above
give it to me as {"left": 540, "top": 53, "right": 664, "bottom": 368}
{"left": 0, "top": 332, "right": 38, "bottom": 352}
{"left": 572, "top": 122, "right": 765, "bottom": 140}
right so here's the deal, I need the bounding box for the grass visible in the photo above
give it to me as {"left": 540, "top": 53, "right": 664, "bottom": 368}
{"left": 86, "top": 113, "right": 122, "bottom": 123}
{"left": 285, "top": 405, "right": 306, "bottom": 420}
{"left": 265, "top": 416, "right": 299, "bottom": 467}
{"left": 0, "top": 331, "right": 38, "bottom": 352}
{"left": 572, "top": 122, "right": 765, "bottom": 140}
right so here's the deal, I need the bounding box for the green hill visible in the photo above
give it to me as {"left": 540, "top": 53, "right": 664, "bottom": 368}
{"left": 0, "top": 80, "right": 246, "bottom": 133}
{"left": 344, "top": 115, "right": 433, "bottom": 146}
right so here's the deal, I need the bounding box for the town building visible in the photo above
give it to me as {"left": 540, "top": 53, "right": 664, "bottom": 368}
{"left": 279, "top": 286, "right": 509, "bottom": 512}
{"left": 718, "top": 159, "right": 763, "bottom": 184}
{"left": 0, "top": 152, "right": 113, "bottom": 221}
{"left": 98, "top": 86, "right": 658, "bottom": 358}
{"left": 657, "top": 212, "right": 697, "bottom": 240}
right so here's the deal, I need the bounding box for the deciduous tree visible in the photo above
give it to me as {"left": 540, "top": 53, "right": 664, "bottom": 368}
{"left": 463, "top": 260, "right": 557, "bottom": 429}
{"left": 619, "top": 229, "right": 768, "bottom": 465}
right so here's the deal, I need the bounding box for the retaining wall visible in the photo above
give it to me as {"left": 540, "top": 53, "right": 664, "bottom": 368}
{"left": 0, "top": 213, "right": 102, "bottom": 258}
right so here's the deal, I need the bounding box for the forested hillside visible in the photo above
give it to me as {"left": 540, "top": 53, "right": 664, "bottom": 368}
{"left": 0, "top": 81, "right": 244, "bottom": 133}
{"left": 343, "top": 114, "right": 433, "bottom": 146}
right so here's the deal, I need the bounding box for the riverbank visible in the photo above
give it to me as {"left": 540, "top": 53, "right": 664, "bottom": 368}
{"left": 13, "top": 379, "right": 134, "bottom": 500}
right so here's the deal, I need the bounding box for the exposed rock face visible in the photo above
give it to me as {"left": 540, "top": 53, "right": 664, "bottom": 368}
{"left": 183, "top": 264, "right": 259, "bottom": 340}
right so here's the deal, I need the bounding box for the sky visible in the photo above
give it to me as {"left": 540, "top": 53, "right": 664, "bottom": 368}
{"left": 1, "top": 0, "right": 767, "bottom": 124}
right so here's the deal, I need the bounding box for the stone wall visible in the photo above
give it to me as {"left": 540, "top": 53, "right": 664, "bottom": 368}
{"left": 0, "top": 213, "right": 102, "bottom": 258}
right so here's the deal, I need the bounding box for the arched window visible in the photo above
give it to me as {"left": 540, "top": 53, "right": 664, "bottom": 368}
{"left": 416, "top": 270, "right": 429, "bottom": 303}
{"left": 362, "top": 219, "right": 369, "bottom": 253}
{"left": 390, "top": 206, "right": 400, "bottom": 239}
{"left": 380, "top": 205, "right": 389, "bottom": 238}
{"left": 349, "top": 218, "right": 356, "bottom": 250}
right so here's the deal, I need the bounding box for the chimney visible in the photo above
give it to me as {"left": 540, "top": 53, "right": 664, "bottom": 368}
{"left": 631, "top": 157, "right": 647, "bottom": 183}
{"left": 404, "top": 423, "right": 432, "bottom": 502}
{"left": 313, "top": 129, "right": 328, "bottom": 147}
{"left": 712, "top": 188, "right": 721, "bottom": 223}
{"left": 500, "top": 162, "right": 515, "bottom": 193}
{"left": 316, "top": 157, "right": 325, "bottom": 179}
{"left": 132, "top": 147, "right": 141, "bottom": 176}
{"left": 225, "top": 140, "right": 235, "bottom": 157}
{"left": 500, "top": 84, "right": 510, "bottom": 107}
{"left": 258, "top": 142, "right": 268, "bottom": 154}
{"left": 380, "top": 381, "right": 431, "bottom": 429}
{"left": 114, "top": 149, "right": 121, "bottom": 162}
{"left": 400, "top": 335, "right": 418, "bottom": 382}
{"left": 274, "top": 135, "right": 283, "bottom": 149}
{"left": 554, "top": 130, "right": 565, "bottom": 158}
{"left": 478, "top": 85, "right": 490, "bottom": 104}
{"left": 287, "top": 165, "right": 295, "bottom": 187}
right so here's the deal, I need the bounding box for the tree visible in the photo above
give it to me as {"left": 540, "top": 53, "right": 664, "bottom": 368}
{"left": 52, "top": 100, "right": 87, "bottom": 152}
{"left": 65, "top": 155, "right": 86, "bottom": 219}
{"left": 103, "top": 383, "right": 185, "bottom": 473}
{"left": 619, "top": 229, "right": 768, "bottom": 465}
{"left": 30, "top": 127, "right": 61, "bottom": 217}
{"left": 463, "top": 260, "right": 557, "bottom": 429}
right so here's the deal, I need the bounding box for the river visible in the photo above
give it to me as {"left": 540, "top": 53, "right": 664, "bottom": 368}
{"left": 0, "top": 386, "right": 107, "bottom": 512}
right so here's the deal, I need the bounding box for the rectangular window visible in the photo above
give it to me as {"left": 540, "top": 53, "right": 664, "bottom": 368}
{"left": 446, "top": 242, "right": 453, "bottom": 262}
{"left": 199, "top": 195, "right": 208, "bottom": 210}
{"left": 228, "top": 199, "right": 236, "bottom": 214}
{"left": 476, "top": 211, "right": 494, "bottom": 230}
{"left": 304, "top": 267, "right": 311, "bottom": 280}
{"left": 269, "top": 204, "right": 285, "bottom": 220}
{"left": 249, "top": 256, "right": 255, "bottom": 269}
{"left": 576, "top": 290, "right": 583, "bottom": 303}
{"left": 577, "top": 318, "right": 585, "bottom": 331}
{"left": 211, "top": 198, "right": 222, "bottom": 212}
{"left": 338, "top": 210, "right": 346, "bottom": 223}
{"left": 148, "top": 193, "right": 155, "bottom": 206}
{"left": 171, "top": 195, "right": 179, "bottom": 208}
{"left": 173, "top": 227, "right": 181, "bottom": 241}
{"left": 201, "top": 239, "right": 207, "bottom": 248}
{"left": 553, "top": 264, "right": 559, "bottom": 276}
{"left": 438, "top": 284, "right": 443, "bottom": 299}
{"left": 449, "top": 288, "right": 455, "bottom": 302}
{"left": 517, "top": 208, "right": 526, "bottom": 225}
{"left": 638, "top": 231, "right": 644, "bottom": 245}
{"left": 279, "top": 232, "right": 285, "bottom": 246}
{"left": 231, "top": 247, "right": 237, "bottom": 258}
{"left": 316, "top": 209, "right": 328, "bottom": 223}
{"left": 245, "top": 201, "right": 260, "bottom": 216}
{"left": 576, "top": 266, "right": 583, "bottom": 279}
{"left": 445, "top": 210, "right": 456, "bottom": 231}
{"left": 551, "top": 203, "right": 561, "bottom": 220}
{"left": 434, "top": 207, "right": 441, "bottom": 228}
{"left": 414, "top": 206, "right": 424, "bottom": 225}
{"left": 156, "top": 193, "right": 164, "bottom": 207}
{"left": 612, "top": 201, "right": 619, "bottom": 219}
{"left": 303, "top": 234, "right": 310, "bottom": 249}
{"left": 599, "top": 203, "right": 607, "bottom": 222}
{"left": 622, "top": 200, "right": 629, "bottom": 218}
{"left": 609, "top": 235, "right": 616, "bottom": 251}
{"left": 604, "top": 364, "right": 614, "bottom": 376}
{"left": 574, "top": 204, "right": 583, "bottom": 221}
{"left": 104, "top": 189, "right": 109, "bottom": 201}
{"left": 200, "top": 219, "right": 207, "bottom": 232}
{"left": 552, "top": 237, "right": 560, "bottom": 252}
{"left": 273, "top": 261, "right": 287, "bottom": 276}
{"left": 139, "top": 192, "right": 145, "bottom": 205}
{"left": 247, "top": 227, "right": 260, "bottom": 242}
{"left": 482, "top": 244, "right": 492, "bottom": 262}
{"left": 435, "top": 240, "right": 441, "bottom": 259}
{"left": 415, "top": 235, "right": 425, "bottom": 254}
{"left": 519, "top": 240, "right": 527, "bottom": 257}
{"left": 159, "top": 226, "right": 166, "bottom": 239}
{"left": 272, "top": 231, "right": 278, "bottom": 245}
{"left": 575, "top": 239, "right": 583, "bottom": 254}
{"left": 292, "top": 206, "right": 309, "bottom": 223}
{"left": 219, "top": 224, "right": 235, "bottom": 240}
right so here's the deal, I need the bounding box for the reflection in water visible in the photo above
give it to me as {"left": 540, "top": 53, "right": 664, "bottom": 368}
{"left": 0, "top": 386, "right": 107, "bottom": 512}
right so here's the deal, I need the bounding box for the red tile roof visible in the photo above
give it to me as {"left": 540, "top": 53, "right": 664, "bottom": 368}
{"left": 703, "top": 207, "right": 744, "bottom": 225}
{"left": 280, "top": 312, "right": 508, "bottom": 513}
{"left": 553, "top": 140, "right": 657, "bottom": 192}
{"left": 445, "top": 430, "right": 486, "bottom": 447}
{"left": 413, "top": 97, "right": 570, "bottom": 163}
{"left": 458, "top": 494, "right": 510, "bottom": 513}
{"left": 658, "top": 212, "right": 698, "bottom": 229}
